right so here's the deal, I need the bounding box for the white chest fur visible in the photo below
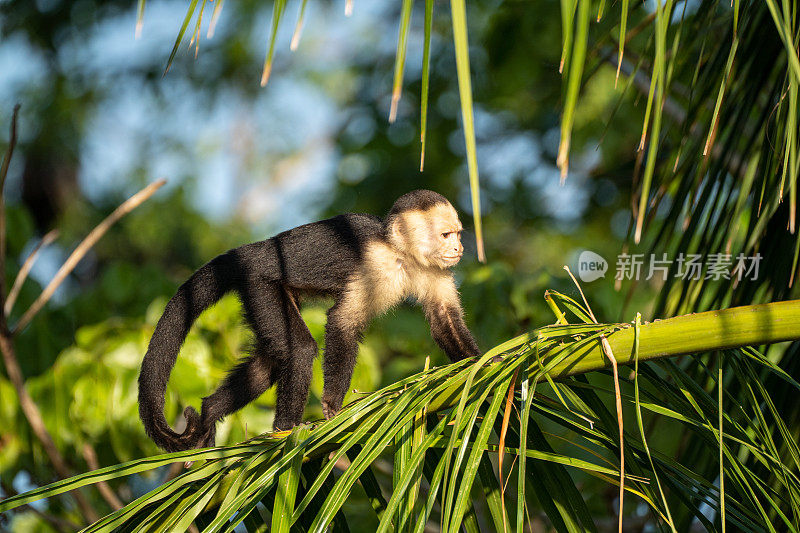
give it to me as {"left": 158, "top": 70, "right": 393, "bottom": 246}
{"left": 337, "top": 240, "right": 454, "bottom": 328}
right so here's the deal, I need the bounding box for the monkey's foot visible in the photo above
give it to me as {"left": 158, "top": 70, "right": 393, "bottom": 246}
{"left": 321, "top": 400, "right": 339, "bottom": 420}
{"left": 180, "top": 408, "right": 216, "bottom": 467}
{"left": 196, "top": 425, "right": 216, "bottom": 449}
{"left": 183, "top": 425, "right": 216, "bottom": 469}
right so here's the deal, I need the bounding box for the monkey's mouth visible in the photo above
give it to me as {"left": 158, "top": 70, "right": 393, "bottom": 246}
{"left": 441, "top": 254, "right": 463, "bottom": 264}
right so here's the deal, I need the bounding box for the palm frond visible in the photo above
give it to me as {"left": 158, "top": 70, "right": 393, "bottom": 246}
{"left": 588, "top": 1, "right": 800, "bottom": 313}
{"left": 3, "top": 298, "right": 800, "bottom": 531}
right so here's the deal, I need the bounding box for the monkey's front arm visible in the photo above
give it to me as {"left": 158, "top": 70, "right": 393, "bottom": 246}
{"left": 424, "top": 300, "right": 480, "bottom": 362}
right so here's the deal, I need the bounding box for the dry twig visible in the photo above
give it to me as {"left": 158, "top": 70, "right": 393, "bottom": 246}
{"left": 81, "top": 443, "right": 124, "bottom": 511}
{"left": 0, "top": 108, "right": 166, "bottom": 524}
{"left": 0, "top": 104, "right": 21, "bottom": 322}
{"left": 4, "top": 229, "right": 59, "bottom": 316}
{"left": 12, "top": 178, "right": 166, "bottom": 334}
{"left": 0, "top": 105, "right": 100, "bottom": 523}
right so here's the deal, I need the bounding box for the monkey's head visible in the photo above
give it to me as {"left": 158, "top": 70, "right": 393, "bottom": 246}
{"left": 386, "top": 190, "right": 465, "bottom": 269}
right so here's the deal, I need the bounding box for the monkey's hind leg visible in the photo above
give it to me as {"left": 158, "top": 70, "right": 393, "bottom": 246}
{"left": 241, "top": 282, "right": 318, "bottom": 432}
{"left": 197, "top": 340, "right": 276, "bottom": 447}
{"left": 197, "top": 282, "right": 318, "bottom": 441}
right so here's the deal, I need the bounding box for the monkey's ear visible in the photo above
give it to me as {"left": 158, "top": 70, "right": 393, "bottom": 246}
{"left": 388, "top": 218, "right": 406, "bottom": 249}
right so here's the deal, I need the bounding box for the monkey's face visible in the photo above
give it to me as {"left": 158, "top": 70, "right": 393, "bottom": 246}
{"left": 390, "top": 202, "right": 464, "bottom": 269}
{"left": 434, "top": 204, "right": 465, "bottom": 268}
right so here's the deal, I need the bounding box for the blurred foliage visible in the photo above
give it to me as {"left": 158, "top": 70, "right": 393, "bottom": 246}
{"left": 2, "top": 0, "right": 798, "bottom": 530}
{"left": 0, "top": 0, "right": 656, "bottom": 528}
{"left": 0, "top": 291, "right": 383, "bottom": 493}
{"left": 5, "top": 187, "right": 251, "bottom": 378}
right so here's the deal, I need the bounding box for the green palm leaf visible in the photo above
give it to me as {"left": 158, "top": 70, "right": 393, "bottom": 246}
{"left": 3, "top": 298, "right": 799, "bottom": 531}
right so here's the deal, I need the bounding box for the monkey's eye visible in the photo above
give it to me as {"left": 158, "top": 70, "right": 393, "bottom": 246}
{"left": 442, "top": 232, "right": 452, "bottom": 238}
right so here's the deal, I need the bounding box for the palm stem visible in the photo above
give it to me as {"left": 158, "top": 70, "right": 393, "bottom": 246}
{"left": 427, "top": 299, "right": 800, "bottom": 412}
{"left": 558, "top": 299, "right": 800, "bottom": 375}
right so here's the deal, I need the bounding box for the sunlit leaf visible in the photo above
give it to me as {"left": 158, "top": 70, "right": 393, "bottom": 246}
{"left": 450, "top": 0, "right": 485, "bottom": 262}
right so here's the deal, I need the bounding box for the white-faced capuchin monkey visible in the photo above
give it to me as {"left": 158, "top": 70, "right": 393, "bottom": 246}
{"left": 138, "top": 190, "right": 480, "bottom": 452}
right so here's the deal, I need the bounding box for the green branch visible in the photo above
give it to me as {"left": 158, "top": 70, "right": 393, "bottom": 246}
{"left": 557, "top": 299, "right": 800, "bottom": 376}
{"left": 428, "top": 299, "right": 800, "bottom": 412}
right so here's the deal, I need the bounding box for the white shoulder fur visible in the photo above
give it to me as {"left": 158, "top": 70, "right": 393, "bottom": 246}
{"left": 338, "top": 238, "right": 457, "bottom": 328}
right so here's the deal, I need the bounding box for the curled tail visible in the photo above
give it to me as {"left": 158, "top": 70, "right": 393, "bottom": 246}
{"left": 138, "top": 252, "right": 237, "bottom": 452}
